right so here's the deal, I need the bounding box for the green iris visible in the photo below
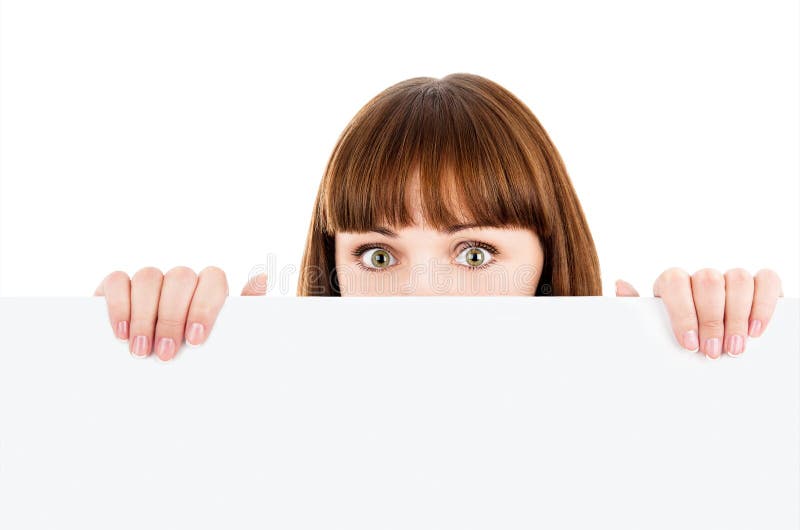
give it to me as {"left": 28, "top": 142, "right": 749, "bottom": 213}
{"left": 371, "top": 249, "right": 391, "bottom": 268}
{"left": 465, "top": 247, "right": 485, "bottom": 267}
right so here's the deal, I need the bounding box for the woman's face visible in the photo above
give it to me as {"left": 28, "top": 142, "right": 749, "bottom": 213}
{"left": 334, "top": 184, "right": 544, "bottom": 296}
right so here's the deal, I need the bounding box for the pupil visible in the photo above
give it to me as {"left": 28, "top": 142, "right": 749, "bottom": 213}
{"left": 467, "top": 248, "right": 484, "bottom": 266}
{"left": 372, "top": 250, "right": 389, "bottom": 267}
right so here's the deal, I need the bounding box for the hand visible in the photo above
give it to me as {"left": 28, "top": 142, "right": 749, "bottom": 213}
{"left": 615, "top": 268, "right": 784, "bottom": 360}
{"left": 94, "top": 267, "right": 267, "bottom": 361}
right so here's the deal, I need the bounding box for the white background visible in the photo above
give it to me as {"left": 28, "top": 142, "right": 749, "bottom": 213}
{"left": 1, "top": 0, "right": 797, "bottom": 297}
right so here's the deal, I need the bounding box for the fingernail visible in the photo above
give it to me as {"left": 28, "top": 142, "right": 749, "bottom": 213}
{"left": 682, "top": 330, "right": 699, "bottom": 351}
{"left": 186, "top": 322, "right": 205, "bottom": 346}
{"left": 728, "top": 335, "right": 743, "bottom": 357}
{"left": 131, "top": 335, "right": 149, "bottom": 358}
{"left": 704, "top": 337, "right": 721, "bottom": 359}
{"left": 748, "top": 319, "right": 762, "bottom": 337}
{"left": 116, "top": 320, "right": 129, "bottom": 341}
{"left": 156, "top": 337, "right": 176, "bottom": 361}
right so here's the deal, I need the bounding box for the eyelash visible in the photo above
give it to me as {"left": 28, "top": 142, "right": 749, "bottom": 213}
{"left": 350, "top": 240, "right": 500, "bottom": 272}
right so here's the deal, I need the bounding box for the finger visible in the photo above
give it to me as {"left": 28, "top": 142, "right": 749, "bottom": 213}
{"left": 154, "top": 266, "right": 198, "bottom": 362}
{"left": 652, "top": 267, "right": 699, "bottom": 353}
{"left": 691, "top": 268, "right": 726, "bottom": 360}
{"left": 615, "top": 279, "right": 639, "bottom": 297}
{"left": 129, "top": 267, "right": 163, "bottom": 359}
{"left": 241, "top": 273, "right": 267, "bottom": 296}
{"left": 185, "top": 266, "right": 230, "bottom": 347}
{"left": 96, "top": 271, "right": 131, "bottom": 341}
{"left": 722, "top": 268, "right": 754, "bottom": 357}
{"left": 749, "top": 268, "right": 783, "bottom": 338}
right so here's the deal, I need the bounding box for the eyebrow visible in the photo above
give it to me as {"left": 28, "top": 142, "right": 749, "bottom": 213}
{"left": 370, "top": 223, "right": 483, "bottom": 237}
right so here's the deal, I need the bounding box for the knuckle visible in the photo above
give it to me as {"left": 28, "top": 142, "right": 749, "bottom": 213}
{"left": 200, "top": 265, "right": 228, "bottom": 281}
{"left": 156, "top": 316, "right": 186, "bottom": 331}
{"left": 106, "top": 270, "right": 130, "bottom": 284}
{"left": 659, "top": 267, "right": 689, "bottom": 285}
{"left": 201, "top": 265, "right": 226, "bottom": 276}
{"left": 755, "top": 268, "right": 779, "bottom": 282}
{"left": 129, "top": 318, "right": 154, "bottom": 333}
{"left": 654, "top": 267, "right": 688, "bottom": 293}
{"left": 677, "top": 308, "right": 698, "bottom": 327}
{"left": 188, "top": 304, "right": 216, "bottom": 325}
{"left": 674, "top": 322, "right": 698, "bottom": 337}
{"left": 724, "top": 317, "right": 749, "bottom": 332}
{"left": 692, "top": 268, "right": 723, "bottom": 288}
{"left": 165, "top": 266, "right": 198, "bottom": 285}
{"left": 750, "top": 298, "right": 772, "bottom": 316}
{"left": 724, "top": 268, "right": 752, "bottom": 286}
{"left": 107, "top": 299, "right": 129, "bottom": 316}
{"left": 132, "top": 267, "right": 163, "bottom": 284}
{"left": 699, "top": 317, "right": 725, "bottom": 333}
{"left": 754, "top": 268, "right": 784, "bottom": 298}
{"left": 200, "top": 265, "right": 229, "bottom": 291}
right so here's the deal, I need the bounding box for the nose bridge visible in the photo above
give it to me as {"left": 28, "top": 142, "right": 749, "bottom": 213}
{"left": 402, "top": 253, "right": 449, "bottom": 296}
{"left": 390, "top": 223, "right": 453, "bottom": 296}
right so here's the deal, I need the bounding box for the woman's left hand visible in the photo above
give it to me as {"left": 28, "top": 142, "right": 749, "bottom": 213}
{"left": 615, "top": 268, "right": 784, "bottom": 360}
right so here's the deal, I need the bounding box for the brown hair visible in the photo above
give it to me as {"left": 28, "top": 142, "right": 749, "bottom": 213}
{"left": 297, "top": 73, "right": 602, "bottom": 296}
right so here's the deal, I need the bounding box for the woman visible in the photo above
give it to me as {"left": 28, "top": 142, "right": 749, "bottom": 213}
{"left": 94, "top": 73, "right": 784, "bottom": 362}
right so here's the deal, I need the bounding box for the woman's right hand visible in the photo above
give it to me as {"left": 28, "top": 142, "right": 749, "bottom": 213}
{"left": 93, "top": 266, "right": 267, "bottom": 361}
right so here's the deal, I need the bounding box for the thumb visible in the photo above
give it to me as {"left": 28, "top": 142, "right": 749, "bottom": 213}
{"left": 241, "top": 273, "right": 267, "bottom": 296}
{"left": 615, "top": 279, "right": 640, "bottom": 297}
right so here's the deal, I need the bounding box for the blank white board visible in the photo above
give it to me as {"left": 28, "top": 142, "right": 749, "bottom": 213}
{"left": 0, "top": 296, "right": 798, "bottom": 529}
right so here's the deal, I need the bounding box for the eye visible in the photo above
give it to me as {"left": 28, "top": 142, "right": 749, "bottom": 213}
{"left": 359, "top": 247, "right": 397, "bottom": 270}
{"left": 455, "top": 244, "right": 496, "bottom": 269}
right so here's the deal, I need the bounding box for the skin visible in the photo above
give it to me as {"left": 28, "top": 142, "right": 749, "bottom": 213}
{"left": 333, "top": 228, "right": 545, "bottom": 297}
{"left": 93, "top": 185, "right": 785, "bottom": 362}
